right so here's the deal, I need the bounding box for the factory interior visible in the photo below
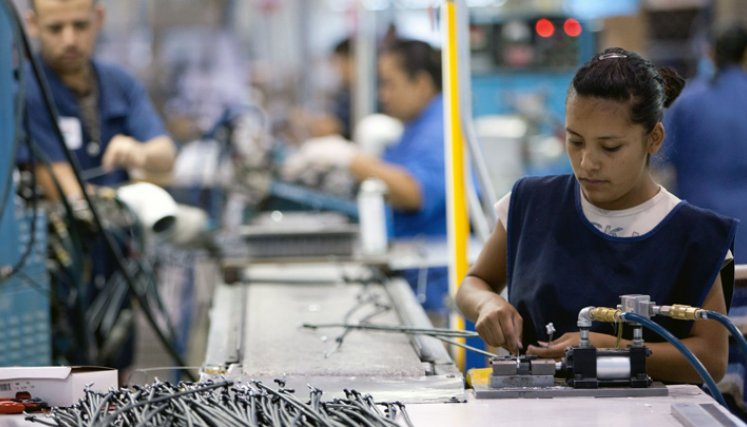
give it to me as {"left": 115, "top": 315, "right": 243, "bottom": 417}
{"left": 2, "top": 0, "right": 747, "bottom": 425}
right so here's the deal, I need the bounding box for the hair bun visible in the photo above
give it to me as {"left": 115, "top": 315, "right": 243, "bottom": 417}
{"left": 657, "top": 67, "right": 685, "bottom": 107}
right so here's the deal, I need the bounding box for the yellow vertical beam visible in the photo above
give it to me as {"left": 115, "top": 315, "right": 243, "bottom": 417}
{"left": 442, "top": 0, "right": 469, "bottom": 371}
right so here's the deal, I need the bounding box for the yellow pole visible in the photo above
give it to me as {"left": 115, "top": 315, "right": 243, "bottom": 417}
{"left": 442, "top": 0, "right": 469, "bottom": 371}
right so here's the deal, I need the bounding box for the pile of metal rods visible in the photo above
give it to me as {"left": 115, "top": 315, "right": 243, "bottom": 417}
{"left": 25, "top": 379, "right": 413, "bottom": 427}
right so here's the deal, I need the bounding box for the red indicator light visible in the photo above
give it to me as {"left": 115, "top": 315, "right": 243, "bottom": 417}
{"left": 535, "top": 18, "right": 555, "bottom": 38}
{"left": 564, "top": 18, "right": 582, "bottom": 37}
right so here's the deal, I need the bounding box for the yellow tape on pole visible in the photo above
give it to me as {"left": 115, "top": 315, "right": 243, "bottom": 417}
{"left": 442, "top": 0, "right": 469, "bottom": 372}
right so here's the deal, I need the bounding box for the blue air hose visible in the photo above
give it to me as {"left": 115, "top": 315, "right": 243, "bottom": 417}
{"left": 621, "top": 312, "right": 726, "bottom": 407}
{"left": 704, "top": 310, "right": 747, "bottom": 360}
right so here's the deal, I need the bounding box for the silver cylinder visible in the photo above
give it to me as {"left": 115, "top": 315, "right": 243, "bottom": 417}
{"left": 596, "top": 356, "right": 631, "bottom": 380}
{"left": 633, "top": 327, "right": 644, "bottom": 347}
{"left": 579, "top": 328, "right": 591, "bottom": 348}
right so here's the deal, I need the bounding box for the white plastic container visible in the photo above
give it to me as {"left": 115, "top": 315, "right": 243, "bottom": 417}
{"left": 357, "top": 178, "right": 388, "bottom": 255}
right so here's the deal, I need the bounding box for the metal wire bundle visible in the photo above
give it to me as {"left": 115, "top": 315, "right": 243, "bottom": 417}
{"left": 25, "top": 379, "right": 414, "bottom": 427}
{"left": 304, "top": 321, "right": 499, "bottom": 359}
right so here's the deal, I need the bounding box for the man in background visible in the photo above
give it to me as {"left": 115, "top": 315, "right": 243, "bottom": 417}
{"left": 21, "top": 0, "right": 176, "bottom": 380}
{"left": 663, "top": 23, "right": 747, "bottom": 263}
{"left": 314, "top": 37, "right": 354, "bottom": 140}
{"left": 292, "top": 36, "right": 355, "bottom": 141}
{"left": 24, "top": 0, "right": 176, "bottom": 200}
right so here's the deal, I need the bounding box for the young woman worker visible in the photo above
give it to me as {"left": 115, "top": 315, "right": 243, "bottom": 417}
{"left": 456, "top": 47, "right": 737, "bottom": 383}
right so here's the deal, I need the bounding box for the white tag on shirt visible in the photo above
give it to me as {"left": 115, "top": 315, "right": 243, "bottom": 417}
{"left": 58, "top": 116, "right": 83, "bottom": 150}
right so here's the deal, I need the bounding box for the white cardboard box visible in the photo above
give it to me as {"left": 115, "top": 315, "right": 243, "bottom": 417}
{"left": 0, "top": 366, "right": 118, "bottom": 407}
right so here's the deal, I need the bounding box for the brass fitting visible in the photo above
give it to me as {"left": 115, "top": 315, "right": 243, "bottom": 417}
{"left": 669, "top": 304, "right": 704, "bottom": 320}
{"left": 590, "top": 307, "right": 622, "bottom": 323}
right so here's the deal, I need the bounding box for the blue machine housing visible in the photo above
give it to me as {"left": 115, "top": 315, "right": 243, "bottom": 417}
{"left": 0, "top": 5, "right": 51, "bottom": 367}
{"left": 0, "top": 0, "right": 19, "bottom": 266}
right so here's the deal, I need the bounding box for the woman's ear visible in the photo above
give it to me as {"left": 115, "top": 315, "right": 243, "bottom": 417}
{"left": 648, "top": 122, "right": 665, "bottom": 154}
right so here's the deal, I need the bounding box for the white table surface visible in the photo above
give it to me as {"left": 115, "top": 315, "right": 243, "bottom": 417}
{"left": 400, "top": 385, "right": 744, "bottom": 426}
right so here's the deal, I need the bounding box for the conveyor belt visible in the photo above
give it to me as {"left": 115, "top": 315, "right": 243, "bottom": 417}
{"left": 243, "top": 283, "right": 424, "bottom": 377}
{"left": 204, "top": 263, "right": 464, "bottom": 403}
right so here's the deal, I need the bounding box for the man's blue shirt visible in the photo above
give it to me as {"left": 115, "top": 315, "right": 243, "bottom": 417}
{"left": 663, "top": 66, "right": 747, "bottom": 262}
{"left": 22, "top": 59, "right": 168, "bottom": 186}
{"left": 382, "top": 94, "right": 446, "bottom": 239}
{"left": 19, "top": 58, "right": 169, "bottom": 369}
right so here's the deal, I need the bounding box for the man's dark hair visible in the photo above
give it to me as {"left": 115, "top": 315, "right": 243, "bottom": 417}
{"left": 29, "top": 0, "right": 99, "bottom": 12}
{"left": 380, "top": 39, "right": 442, "bottom": 91}
{"left": 713, "top": 23, "right": 747, "bottom": 70}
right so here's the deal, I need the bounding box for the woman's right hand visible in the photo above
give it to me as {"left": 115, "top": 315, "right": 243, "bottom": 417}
{"left": 474, "top": 295, "right": 524, "bottom": 354}
{"left": 455, "top": 222, "right": 520, "bottom": 352}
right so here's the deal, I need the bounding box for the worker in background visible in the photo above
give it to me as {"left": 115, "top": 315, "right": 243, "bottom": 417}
{"left": 329, "top": 37, "right": 354, "bottom": 140}
{"left": 317, "top": 37, "right": 354, "bottom": 140}
{"left": 455, "top": 47, "right": 736, "bottom": 383}
{"left": 20, "top": 0, "right": 176, "bottom": 380}
{"left": 661, "top": 23, "right": 747, "bottom": 264}
{"left": 281, "top": 37, "right": 358, "bottom": 198}
{"left": 283, "top": 39, "right": 448, "bottom": 323}
{"left": 23, "top": 0, "right": 176, "bottom": 200}
{"left": 290, "top": 37, "right": 354, "bottom": 142}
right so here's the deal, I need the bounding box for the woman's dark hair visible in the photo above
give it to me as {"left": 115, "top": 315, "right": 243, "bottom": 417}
{"left": 380, "top": 39, "right": 442, "bottom": 91}
{"left": 713, "top": 23, "right": 747, "bottom": 70}
{"left": 570, "top": 47, "right": 685, "bottom": 132}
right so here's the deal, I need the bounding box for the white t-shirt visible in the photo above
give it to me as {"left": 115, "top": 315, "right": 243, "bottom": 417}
{"left": 495, "top": 185, "right": 680, "bottom": 237}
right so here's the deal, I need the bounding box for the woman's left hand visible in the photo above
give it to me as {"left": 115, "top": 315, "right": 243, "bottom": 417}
{"left": 526, "top": 332, "right": 580, "bottom": 359}
{"left": 527, "top": 332, "right": 619, "bottom": 359}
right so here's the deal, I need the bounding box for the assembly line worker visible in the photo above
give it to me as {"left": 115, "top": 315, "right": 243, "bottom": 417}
{"left": 19, "top": 0, "right": 176, "bottom": 376}
{"left": 303, "top": 36, "right": 355, "bottom": 140}
{"left": 661, "top": 23, "right": 747, "bottom": 264}
{"left": 455, "top": 47, "right": 737, "bottom": 383}
{"left": 283, "top": 39, "right": 449, "bottom": 319}
{"left": 22, "top": 0, "right": 175, "bottom": 198}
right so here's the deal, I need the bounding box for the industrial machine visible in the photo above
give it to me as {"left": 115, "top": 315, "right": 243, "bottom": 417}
{"left": 0, "top": 2, "right": 51, "bottom": 368}
{"left": 469, "top": 10, "right": 595, "bottom": 191}
{"left": 474, "top": 294, "right": 728, "bottom": 400}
